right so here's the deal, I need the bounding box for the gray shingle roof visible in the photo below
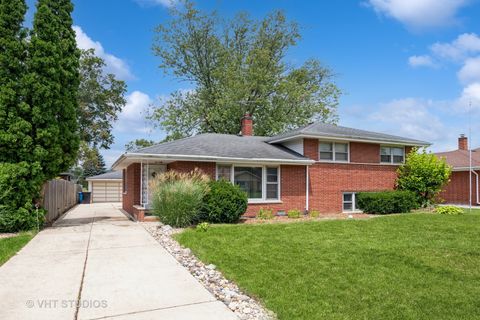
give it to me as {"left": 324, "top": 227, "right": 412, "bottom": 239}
{"left": 86, "top": 171, "right": 122, "bottom": 180}
{"left": 131, "top": 133, "right": 309, "bottom": 161}
{"left": 268, "top": 122, "right": 430, "bottom": 145}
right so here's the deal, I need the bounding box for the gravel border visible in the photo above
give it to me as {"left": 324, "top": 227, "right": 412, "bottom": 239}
{"left": 143, "top": 222, "right": 276, "bottom": 320}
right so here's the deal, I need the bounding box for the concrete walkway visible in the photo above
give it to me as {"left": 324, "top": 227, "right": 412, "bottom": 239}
{"left": 0, "top": 203, "right": 237, "bottom": 320}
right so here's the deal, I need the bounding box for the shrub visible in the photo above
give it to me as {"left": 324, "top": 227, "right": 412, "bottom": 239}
{"left": 309, "top": 210, "right": 320, "bottom": 218}
{"left": 435, "top": 206, "right": 463, "bottom": 215}
{"left": 150, "top": 170, "right": 210, "bottom": 227}
{"left": 287, "top": 209, "right": 301, "bottom": 219}
{"left": 196, "top": 222, "right": 210, "bottom": 232}
{"left": 200, "top": 180, "right": 248, "bottom": 223}
{"left": 0, "top": 162, "right": 44, "bottom": 232}
{"left": 396, "top": 148, "right": 451, "bottom": 207}
{"left": 257, "top": 208, "right": 274, "bottom": 220}
{"left": 356, "top": 191, "right": 418, "bottom": 214}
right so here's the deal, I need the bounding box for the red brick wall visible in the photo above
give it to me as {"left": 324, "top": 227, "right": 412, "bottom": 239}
{"left": 167, "top": 161, "right": 216, "bottom": 178}
{"left": 244, "top": 165, "right": 307, "bottom": 217}
{"left": 308, "top": 162, "right": 398, "bottom": 213}
{"left": 123, "top": 163, "right": 141, "bottom": 215}
{"left": 303, "top": 139, "right": 319, "bottom": 160}
{"left": 350, "top": 142, "right": 379, "bottom": 163}
{"left": 440, "top": 171, "right": 480, "bottom": 205}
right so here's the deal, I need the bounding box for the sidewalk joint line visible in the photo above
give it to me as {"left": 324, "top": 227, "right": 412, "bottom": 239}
{"left": 74, "top": 212, "right": 95, "bottom": 320}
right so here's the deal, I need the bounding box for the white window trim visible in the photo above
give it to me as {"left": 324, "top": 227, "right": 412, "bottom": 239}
{"left": 215, "top": 164, "right": 281, "bottom": 203}
{"left": 318, "top": 141, "right": 350, "bottom": 163}
{"left": 380, "top": 145, "right": 406, "bottom": 165}
{"left": 342, "top": 192, "right": 361, "bottom": 213}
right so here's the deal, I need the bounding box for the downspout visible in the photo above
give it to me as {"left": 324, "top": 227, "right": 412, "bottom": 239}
{"left": 472, "top": 170, "right": 479, "bottom": 205}
{"left": 305, "top": 166, "right": 309, "bottom": 212}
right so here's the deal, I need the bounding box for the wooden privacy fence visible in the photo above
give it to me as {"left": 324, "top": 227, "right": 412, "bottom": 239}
{"left": 41, "top": 179, "right": 81, "bottom": 223}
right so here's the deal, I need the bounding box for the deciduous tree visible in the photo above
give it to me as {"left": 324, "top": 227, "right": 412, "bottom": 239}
{"left": 150, "top": 1, "right": 341, "bottom": 140}
{"left": 78, "top": 49, "right": 127, "bottom": 149}
{"left": 125, "top": 139, "right": 156, "bottom": 152}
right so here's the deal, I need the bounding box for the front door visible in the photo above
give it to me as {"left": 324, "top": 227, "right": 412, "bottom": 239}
{"left": 141, "top": 164, "right": 166, "bottom": 208}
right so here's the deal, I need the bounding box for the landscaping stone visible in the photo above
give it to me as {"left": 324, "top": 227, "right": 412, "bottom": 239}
{"left": 143, "top": 222, "right": 276, "bottom": 320}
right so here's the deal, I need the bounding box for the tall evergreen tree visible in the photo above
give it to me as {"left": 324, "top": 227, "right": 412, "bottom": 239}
{"left": 27, "top": 0, "right": 80, "bottom": 180}
{"left": 0, "top": 0, "right": 44, "bottom": 232}
{"left": 0, "top": 0, "right": 31, "bottom": 162}
{"left": 82, "top": 147, "right": 107, "bottom": 177}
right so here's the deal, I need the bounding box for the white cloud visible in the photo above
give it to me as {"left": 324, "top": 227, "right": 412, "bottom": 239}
{"left": 370, "top": 98, "right": 446, "bottom": 142}
{"left": 114, "top": 91, "right": 153, "bottom": 134}
{"left": 431, "top": 33, "right": 480, "bottom": 61}
{"left": 366, "top": 0, "right": 469, "bottom": 29}
{"left": 73, "top": 26, "right": 134, "bottom": 80}
{"left": 458, "top": 57, "right": 480, "bottom": 84}
{"left": 134, "top": 0, "right": 177, "bottom": 7}
{"left": 408, "top": 55, "right": 437, "bottom": 68}
{"left": 456, "top": 82, "right": 480, "bottom": 110}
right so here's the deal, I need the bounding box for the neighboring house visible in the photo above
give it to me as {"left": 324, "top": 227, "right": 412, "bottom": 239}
{"left": 112, "top": 114, "right": 429, "bottom": 221}
{"left": 86, "top": 171, "right": 123, "bottom": 203}
{"left": 435, "top": 135, "right": 480, "bottom": 205}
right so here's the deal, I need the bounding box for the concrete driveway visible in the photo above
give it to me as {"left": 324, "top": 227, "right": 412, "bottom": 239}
{"left": 0, "top": 203, "right": 237, "bottom": 320}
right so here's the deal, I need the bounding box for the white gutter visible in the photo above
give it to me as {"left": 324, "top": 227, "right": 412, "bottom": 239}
{"left": 268, "top": 134, "right": 430, "bottom": 147}
{"left": 452, "top": 167, "right": 480, "bottom": 171}
{"left": 112, "top": 153, "right": 314, "bottom": 170}
{"left": 472, "top": 170, "right": 479, "bottom": 204}
{"left": 305, "top": 166, "right": 309, "bottom": 211}
{"left": 85, "top": 179, "right": 122, "bottom": 182}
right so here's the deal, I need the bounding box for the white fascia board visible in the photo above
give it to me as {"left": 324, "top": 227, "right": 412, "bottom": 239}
{"left": 86, "top": 179, "right": 122, "bottom": 182}
{"left": 268, "top": 134, "right": 430, "bottom": 147}
{"left": 112, "top": 153, "right": 314, "bottom": 169}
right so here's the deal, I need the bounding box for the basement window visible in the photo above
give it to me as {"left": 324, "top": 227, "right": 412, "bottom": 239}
{"left": 342, "top": 192, "right": 359, "bottom": 212}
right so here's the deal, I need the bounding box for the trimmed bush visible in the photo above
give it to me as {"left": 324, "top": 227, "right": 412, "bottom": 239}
{"left": 200, "top": 180, "right": 248, "bottom": 223}
{"left": 435, "top": 206, "right": 463, "bottom": 215}
{"left": 150, "top": 170, "right": 210, "bottom": 227}
{"left": 257, "top": 208, "right": 274, "bottom": 220}
{"left": 287, "top": 209, "right": 301, "bottom": 219}
{"left": 356, "top": 191, "right": 418, "bottom": 214}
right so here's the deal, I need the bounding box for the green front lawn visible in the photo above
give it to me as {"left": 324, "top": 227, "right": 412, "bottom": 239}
{"left": 0, "top": 232, "right": 35, "bottom": 266}
{"left": 176, "top": 211, "right": 480, "bottom": 320}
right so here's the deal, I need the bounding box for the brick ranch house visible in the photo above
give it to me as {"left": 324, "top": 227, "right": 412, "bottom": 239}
{"left": 435, "top": 135, "right": 480, "bottom": 205}
{"left": 112, "top": 115, "right": 429, "bottom": 221}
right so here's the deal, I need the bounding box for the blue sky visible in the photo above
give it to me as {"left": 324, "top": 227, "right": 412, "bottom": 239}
{"left": 27, "top": 0, "right": 480, "bottom": 166}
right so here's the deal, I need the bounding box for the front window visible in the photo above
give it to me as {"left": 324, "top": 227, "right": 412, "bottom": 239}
{"left": 217, "top": 165, "right": 280, "bottom": 201}
{"left": 217, "top": 165, "right": 232, "bottom": 181}
{"left": 381, "top": 146, "right": 404, "bottom": 164}
{"left": 343, "top": 192, "right": 359, "bottom": 212}
{"left": 319, "top": 142, "right": 349, "bottom": 162}
{"left": 266, "top": 167, "right": 279, "bottom": 200}
{"left": 234, "top": 167, "right": 263, "bottom": 199}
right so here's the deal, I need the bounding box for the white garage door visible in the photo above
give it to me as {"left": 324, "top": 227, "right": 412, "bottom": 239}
{"left": 92, "top": 181, "right": 122, "bottom": 203}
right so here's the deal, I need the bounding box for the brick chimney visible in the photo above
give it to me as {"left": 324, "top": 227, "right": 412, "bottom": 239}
{"left": 458, "top": 134, "right": 468, "bottom": 150}
{"left": 241, "top": 113, "right": 253, "bottom": 136}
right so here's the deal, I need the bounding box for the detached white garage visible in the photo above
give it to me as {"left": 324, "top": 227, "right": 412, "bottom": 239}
{"left": 86, "top": 171, "right": 123, "bottom": 203}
